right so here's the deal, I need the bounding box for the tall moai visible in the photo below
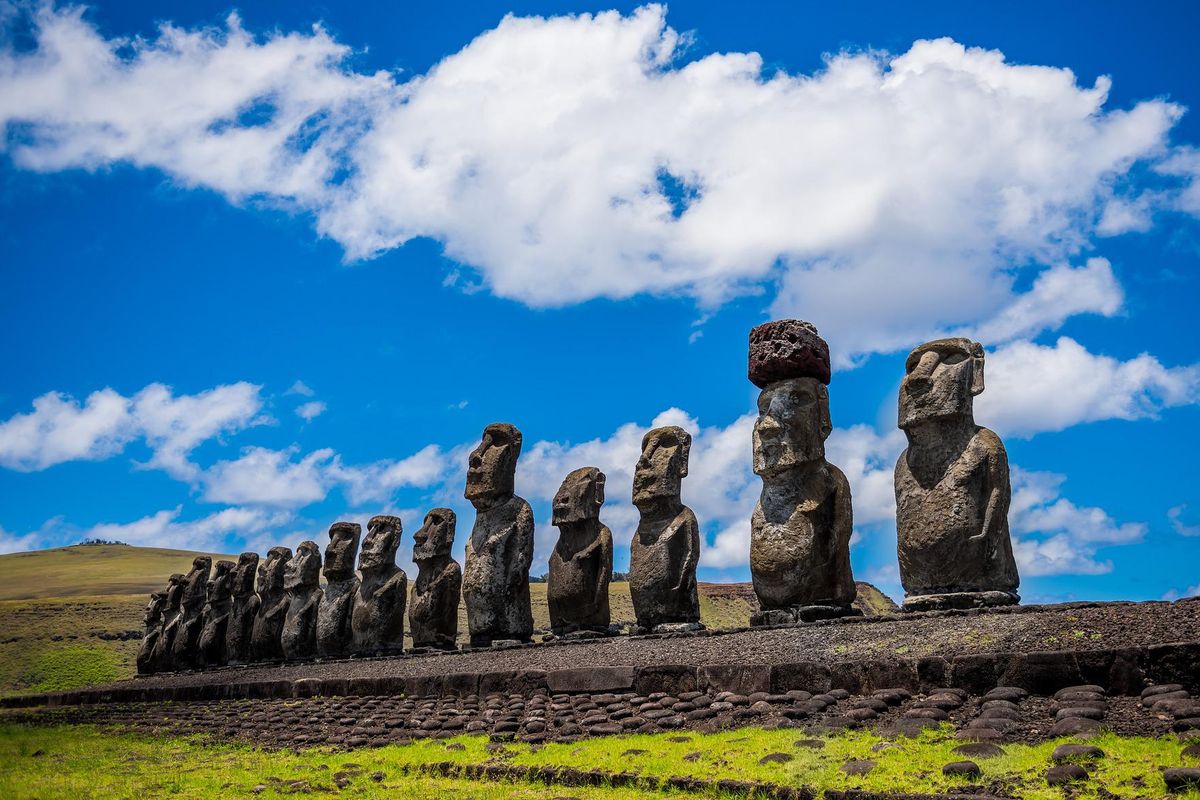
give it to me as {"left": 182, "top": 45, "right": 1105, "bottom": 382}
{"left": 463, "top": 423, "right": 534, "bottom": 647}
{"left": 316, "top": 522, "right": 361, "bottom": 657}
{"left": 170, "top": 556, "right": 212, "bottom": 669}
{"left": 136, "top": 591, "right": 167, "bottom": 675}
{"left": 748, "top": 320, "right": 857, "bottom": 624}
{"left": 250, "top": 546, "right": 291, "bottom": 661}
{"left": 151, "top": 573, "right": 184, "bottom": 671}
{"left": 547, "top": 467, "right": 613, "bottom": 637}
{"left": 197, "top": 559, "right": 235, "bottom": 666}
{"left": 895, "top": 338, "right": 1019, "bottom": 611}
{"left": 280, "top": 541, "right": 322, "bottom": 660}
{"left": 350, "top": 515, "right": 408, "bottom": 654}
{"left": 224, "top": 552, "right": 260, "bottom": 665}
{"left": 409, "top": 508, "right": 462, "bottom": 650}
{"left": 629, "top": 426, "right": 702, "bottom": 633}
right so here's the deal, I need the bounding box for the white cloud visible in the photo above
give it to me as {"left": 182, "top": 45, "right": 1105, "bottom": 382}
{"left": 2, "top": 7, "right": 1195, "bottom": 361}
{"left": 977, "top": 337, "right": 1200, "bottom": 438}
{"left": 82, "top": 505, "right": 292, "bottom": 552}
{"left": 295, "top": 400, "right": 326, "bottom": 421}
{"left": 1163, "top": 584, "right": 1200, "bottom": 601}
{"left": 1168, "top": 505, "right": 1200, "bottom": 537}
{"left": 0, "top": 382, "right": 267, "bottom": 475}
{"left": 0, "top": 524, "right": 44, "bottom": 555}
{"left": 329, "top": 445, "right": 451, "bottom": 506}
{"left": 286, "top": 381, "right": 316, "bottom": 397}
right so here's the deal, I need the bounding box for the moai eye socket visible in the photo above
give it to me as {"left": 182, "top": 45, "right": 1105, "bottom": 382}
{"left": 941, "top": 351, "right": 967, "bottom": 365}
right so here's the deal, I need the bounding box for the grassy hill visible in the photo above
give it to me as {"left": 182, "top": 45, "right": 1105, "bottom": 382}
{"left": 0, "top": 544, "right": 896, "bottom": 697}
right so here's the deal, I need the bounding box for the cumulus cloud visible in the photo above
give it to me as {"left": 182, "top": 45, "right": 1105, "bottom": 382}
{"left": 0, "top": 382, "right": 267, "bottom": 475}
{"left": 1168, "top": 505, "right": 1200, "bottom": 537}
{"left": 82, "top": 505, "right": 293, "bottom": 552}
{"left": 295, "top": 400, "right": 326, "bottom": 421}
{"left": 0, "top": 523, "right": 44, "bottom": 555}
{"left": 2, "top": 6, "right": 1196, "bottom": 361}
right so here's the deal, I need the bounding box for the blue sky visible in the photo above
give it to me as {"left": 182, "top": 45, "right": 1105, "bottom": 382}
{"left": 1, "top": 1, "right": 1198, "bottom": 604}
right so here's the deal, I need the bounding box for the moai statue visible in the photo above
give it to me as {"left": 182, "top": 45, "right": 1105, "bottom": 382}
{"left": 224, "top": 552, "right": 259, "bottom": 665}
{"left": 136, "top": 591, "right": 167, "bottom": 675}
{"left": 350, "top": 515, "right": 408, "bottom": 654}
{"left": 748, "top": 320, "right": 858, "bottom": 625}
{"left": 547, "top": 467, "right": 613, "bottom": 638}
{"left": 630, "top": 426, "right": 702, "bottom": 633}
{"left": 197, "top": 560, "right": 235, "bottom": 667}
{"left": 895, "top": 338, "right": 1019, "bottom": 611}
{"left": 409, "top": 508, "right": 462, "bottom": 650}
{"left": 463, "top": 423, "right": 534, "bottom": 647}
{"left": 249, "top": 546, "right": 291, "bottom": 662}
{"left": 151, "top": 574, "right": 184, "bottom": 671}
{"left": 316, "top": 522, "right": 361, "bottom": 657}
{"left": 281, "top": 541, "right": 322, "bottom": 660}
{"left": 170, "top": 556, "right": 212, "bottom": 669}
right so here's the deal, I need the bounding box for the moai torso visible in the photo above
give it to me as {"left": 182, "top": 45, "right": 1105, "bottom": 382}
{"left": 171, "top": 557, "right": 212, "bottom": 669}
{"left": 350, "top": 516, "right": 407, "bottom": 654}
{"left": 197, "top": 560, "right": 235, "bottom": 667}
{"left": 281, "top": 541, "right": 322, "bottom": 660}
{"left": 224, "top": 552, "right": 259, "bottom": 665}
{"left": 547, "top": 467, "right": 613, "bottom": 634}
{"left": 151, "top": 575, "right": 184, "bottom": 671}
{"left": 409, "top": 509, "right": 461, "bottom": 650}
{"left": 136, "top": 592, "right": 167, "bottom": 675}
{"left": 250, "top": 546, "right": 291, "bottom": 662}
{"left": 316, "top": 522, "right": 360, "bottom": 657}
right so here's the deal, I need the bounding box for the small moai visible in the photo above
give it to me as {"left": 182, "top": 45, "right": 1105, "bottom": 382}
{"left": 136, "top": 591, "right": 167, "bottom": 675}
{"left": 280, "top": 541, "right": 322, "bottom": 660}
{"left": 170, "top": 556, "right": 212, "bottom": 669}
{"left": 350, "top": 515, "right": 408, "bottom": 654}
{"left": 316, "top": 522, "right": 361, "bottom": 657}
{"left": 249, "top": 546, "right": 291, "bottom": 662}
{"left": 629, "top": 426, "right": 702, "bottom": 633}
{"left": 151, "top": 574, "right": 184, "bottom": 671}
{"left": 895, "top": 337, "right": 1019, "bottom": 611}
{"left": 463, "top": 423, "right": 535, "bottom": 647}
{"left": 748, "top": 320, "right": 858, "bottom": 624}
{"left": 224, "top": 552, "right": 259, "bottom": 665}
{"left": 547, "top": 466, "right": 613, "bottom": 638}
{"left": 409, "top": 508, "right": 462, "bottom": 650}
{"left": 197, "top": 559, "right": 235, "bottom": 666}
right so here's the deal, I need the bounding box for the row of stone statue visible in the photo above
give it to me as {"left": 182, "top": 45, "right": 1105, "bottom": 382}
{"left": 139, "top": 320, "right": 1021, "bottom": 672}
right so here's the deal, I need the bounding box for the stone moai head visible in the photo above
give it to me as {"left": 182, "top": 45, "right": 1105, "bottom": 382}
{"left": 753, "top": 378, "right": 832, "bottom": 477}
{"left": 553, "top": 467, "right": 606, "bottom": 526}
{"left": 323, "top": 522, "right": 361, "bottom": 581}
{"left": 360, "top": 515, "right": 401, "bottom": 572}
{"left": 208, "top": 560, "right": 235, "bottom": 604}
{"left": 633, "top": 426, "right": 691, "bottom": 506}
{"left": 412, "top": 508, "right": 456, "bottom": 562}
{"left": 232, "top": 552, "right": 259, "bottom": 598}
{"left": 164, "top": 574, "right": 184, "bottom": 611}
{"left": 285, "top": 541, "right": 321, "bottom": 592}
{"left": 181, "top": 557, "right": 212, "bottom": 610}
{"left": 898, "top": 337, "right": 985, "bottom": 430}
{"left": 258, "top": 546, "right": 291, "bottom": 596}
{"left": 465, "top": 423, "right": 523, "bottom": 510}
{"left": 144, "top": 592, "right": 167, "bottom": 628}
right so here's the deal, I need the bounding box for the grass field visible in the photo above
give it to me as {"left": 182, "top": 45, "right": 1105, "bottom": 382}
{"left": 2, "top": 722, "right": 1197, "bottom": 800}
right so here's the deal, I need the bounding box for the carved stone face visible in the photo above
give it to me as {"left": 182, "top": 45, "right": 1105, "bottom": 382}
{"left": 258, "top": 547, "right": 291, "bottom": 596}
{"left": 144, "top": 593, "right": 166, "bottom": 627}
{"left": 465, "top": 423, "right": 522, "bottom": 509}
{"left": 208, "top": 560, "right": 235, "bottom": 604}
{"left": 412, "top": 508, "right": 456, "bottom": 562}
{"left": 898, "top": 338, "right": 985, "bottom": 430}
{"left": 633, "top": 426, "right": 691, "bottom": 506}
{"left": 164, "top": 574, "right": 184, "bottom": 612}
{"left": 753, "top": 377, "right": 831, "bottom": 477}
{"left": 323, "top": 522, "right": 361, "bottom": 580}
{"left": 359, "top": 515, "right": 401, "bottom": 572}
{"left": 232, "top": 552, "right": 259, "bottom": 597}
{"left": 180, "top": 557, "right": 212, "bottom": 610}
{"left": 285, "top": 541, "right": 321, "bottom": 591}
{"left": 553, "top": 467, "right": 606, "bottom": 525}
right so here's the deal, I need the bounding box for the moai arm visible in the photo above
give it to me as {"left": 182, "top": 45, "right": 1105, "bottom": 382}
{"left": 673, "top": 509, "right": 700, "bottom": 595}
{"left": 509, "top": 501, "right": 535, "bottom": 591}
{"left": 831, "top": 465, "right": 857, "bottom": 605}
{"left": 975, "top": 429, "right": 1010, "bottom": 544}
{"left": 595, "top": 525, "right": 613, "bottom": 614}
{"left": 437, "top": 563, "right": 463, "bottom": 635}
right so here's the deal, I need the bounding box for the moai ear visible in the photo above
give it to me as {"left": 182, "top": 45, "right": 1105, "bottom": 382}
{"left": 594, "top": 470, "right": 606, "bottom": 507}
{"left": 969, "top": 341, "right": 986, "bottom": 396}
{"left": 677, "top": 430, "right": 692, "bottom": 478}
{"left": 818, "top": 383, "right": 833, "bottom": 440}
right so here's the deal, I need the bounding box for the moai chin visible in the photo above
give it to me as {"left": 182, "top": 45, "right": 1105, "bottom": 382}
{"left": 463, "top": 423, "right": 534, "bottom": 647}
{"left": 197, "top": 560, "right": 235, "bottom": 667}
{"left": 316, "top": 522, "right": 361, "bottom": 657}
{"left": 548, "top": 467, "right": 613, "bottom": 637}
{"left": 895, "top": 337, "right": 1019, "bottom": 611}
{"left": 409, "top": 508, "right": 462, "bottom": 650}
{"left": 151, "top": 574, "right": 184, "bottom": 671}
{"left": 136, "top": 591, "right": 167, "bottom": 675}
{"left": 281, "top": 541, "right": 322, "bottom": 660}
{"left": 748, "top": 320, "right": 857, "bottom": 625}
{"left": 171, "top": 556, "right": 212, "bottom": 669}
{"left": 224, "top": 552, "right": 259, "bottom": 665}
{"left": 350, "top": 515, "right": 408, "bottom": 654}
{"left": 250, "top": 546, "right": 291, "bottom": 662}
{"left": 629, "top": 426, "right": 702, "bottom": 633}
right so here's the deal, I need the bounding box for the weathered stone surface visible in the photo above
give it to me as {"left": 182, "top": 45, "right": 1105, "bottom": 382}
{"left": 1046, "top": 764, "right": 1088, "bottom": 786}
{"left": 895, "top": 338, "right": 1019, "bottom": 611}
{"left": 1164, "top": 768, "right": 1200, "bottom": 793}
{"left": 409, "top": 509, "right": 461, "bottom": 650}
{"left": 136, "top": 591, "right": 167, "bottom": 675}
{"left": 351, "top": 515, "right": 407, "bottom": 654}
{"left": 198, "top": 559, "right": 235, "bottom": 666}
{"left": 281, "top": 541, "right": 322, "bottom": 660}
{"left": 463, "top": 423, "right": 534, "bottom": 646}
{"left": 748, "top": 319, "right": 831, "bottom": 388}
{"left": 249, "top": 546, "right": 291, "bottom": 662}
{"left": 317, "top": 522, "right": 361, "bottom": 657}
{"left": 170, "top": 557, "right": 212, "bottom": 670}
{"left": 150, "top": 574, "right": 184, "bottom": 671}
{"left": 224, "top": 552, "right": 259, "bottom": 665}
{"left": 548, "top": 467, "right": 613, "bottom": 635}
{"left": 942, "top": 760, "right": 981, "bottom": 778}
{"left": 546, "top": 667, "right": 637, "bottom": 693}
{"left": 750, "top": 334, "right": 856, "bottom": 622}
{"left": 630, "top": 426, "right": 701, "bottom": 631}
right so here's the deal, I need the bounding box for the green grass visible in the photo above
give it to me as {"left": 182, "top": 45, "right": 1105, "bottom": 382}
{"left": 0, "top": 545, "right": 239, "bottom": 600}
{"left": 20, "top": 647, "right": 124, "bottom": 693}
